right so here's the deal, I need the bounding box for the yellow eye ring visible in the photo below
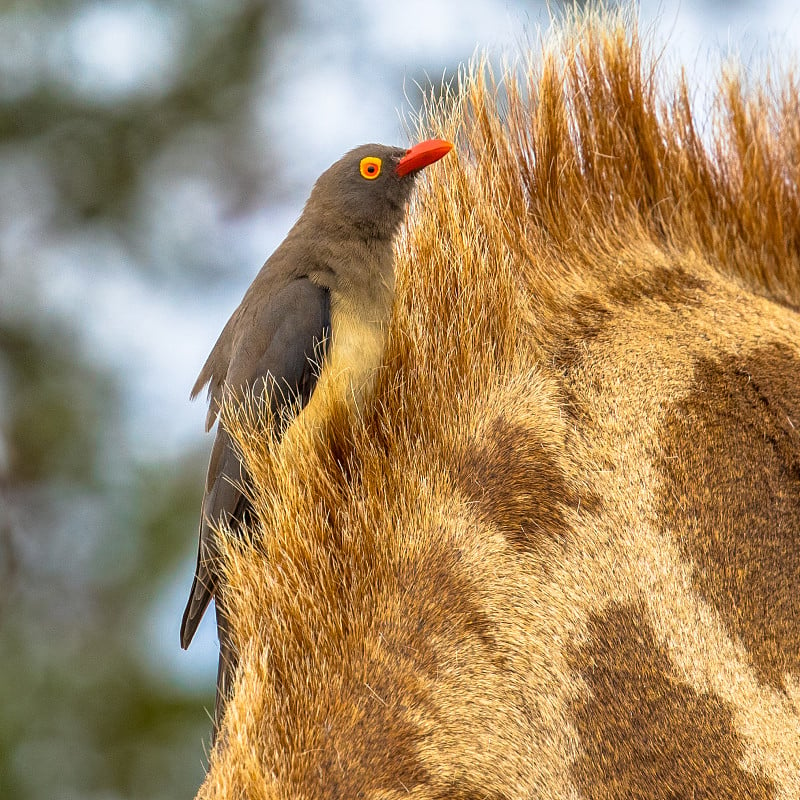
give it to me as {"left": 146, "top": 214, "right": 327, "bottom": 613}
{"left": 359, "top": 156, "right": 382, "bottom": 180}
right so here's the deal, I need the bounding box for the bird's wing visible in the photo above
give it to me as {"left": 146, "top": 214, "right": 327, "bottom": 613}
{"left": 192, "top": 311, "right": 240, "bottom": 433}
{"left": 180, "top": 277, "right": 331, "bottom": 650}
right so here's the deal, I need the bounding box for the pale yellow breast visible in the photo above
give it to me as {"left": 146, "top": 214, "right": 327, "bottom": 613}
{"left": 295, "top": 293, "right": 388, "bottom": 430}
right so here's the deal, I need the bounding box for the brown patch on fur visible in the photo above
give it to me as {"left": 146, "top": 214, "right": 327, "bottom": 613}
{"left": 607, "top": 264, "right": 708, "bottom": 309}
{"left": 555, "top": 266, "right": 707, "bottom": 373}
{"left": 318, "top": 550, "right": 503, "bottom": 795}
{"left": 452, "top": 416, "right": 598, "bottom": 555}
{"left": 309, "top": 678, "right": 431, "bottom": 798}
{"left": 245, "top": 527, "right": 505, "bottom": 798}
{"left": 391, "top": 534, "right": 503, "bottom": 671}
{"left": 569, "top": 603, "right": 776, "bottom": 800}
{"left": 658, "top": 343, "right": 800, "bottom": 691}
{"left": 430, "top": 790, "right": 512, "bottom": 800}
{"left": 555, "top": 293, "right": 613, "bottom": 373}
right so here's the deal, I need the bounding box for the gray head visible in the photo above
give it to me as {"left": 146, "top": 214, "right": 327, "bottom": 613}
{"left": 305, "top": 140, "right": 454, "bottom": 241}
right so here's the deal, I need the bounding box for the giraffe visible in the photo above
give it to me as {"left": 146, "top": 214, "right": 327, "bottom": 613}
{"left": 193, "top": 9, "right": 800, "bottom": 798}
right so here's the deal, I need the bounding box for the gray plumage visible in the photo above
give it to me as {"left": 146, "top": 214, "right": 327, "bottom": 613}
{"left": 181, "top": 140, "right": 453, "bottom": 736}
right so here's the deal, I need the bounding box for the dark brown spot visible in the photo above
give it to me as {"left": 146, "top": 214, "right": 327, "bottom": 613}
{"left": 658, "top": 343, "right": 800, "bottom": 690}
{"left": 554, "top": 266, "right": 707, "bottom": 372}
{"left": 555, "top": 293, "right": 613, "bottom": 372}
{"left": 297, "top": 536, "right": 504, "bottom": 797}
{"left": 312, "top": 674, "right": 431, "bottom": 798}
{"left": 452, "top": 416, "right": 599, "bottom": 555}
{"left": 607, "top": 264, "right": 707, "bottom": 309}
{"left": 393, "top": 535, "right": 502, "bottom": 668}
{"left": 430, "top": 789, "right": 513, "bottom": 800}
{"left": 569, "top": 602, "right": 776, "bottom": 800}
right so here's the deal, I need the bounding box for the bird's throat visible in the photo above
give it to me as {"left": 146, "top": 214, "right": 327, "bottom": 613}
{"left": 295, "top": 281, "right": 392, "bottom": 432}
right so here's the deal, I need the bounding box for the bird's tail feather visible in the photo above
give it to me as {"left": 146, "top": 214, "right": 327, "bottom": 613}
{"left": 180, "top": 574, "right": 214, "bottom": 649}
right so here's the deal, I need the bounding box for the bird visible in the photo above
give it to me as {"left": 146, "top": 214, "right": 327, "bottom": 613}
{"left": 180, "top": 138, "right": 454, "bottom": 735}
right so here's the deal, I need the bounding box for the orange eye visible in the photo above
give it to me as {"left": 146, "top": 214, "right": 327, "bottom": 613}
{"left": 359, "top": 156, "right": 382, "bottom": 179}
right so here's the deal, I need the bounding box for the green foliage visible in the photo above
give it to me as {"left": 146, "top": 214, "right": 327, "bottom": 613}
{"left": 1, "top": 322, "right": 115, "bottom": 483}
{"left": 0, "top": 317, "right": 213, "bottom": 795}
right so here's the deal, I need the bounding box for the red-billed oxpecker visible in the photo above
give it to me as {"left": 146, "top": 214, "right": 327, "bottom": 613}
{"left": 180, "top": 139, "right": 454, "bottom": 733}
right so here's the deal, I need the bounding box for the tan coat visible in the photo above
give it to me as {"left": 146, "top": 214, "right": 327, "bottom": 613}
{"left": 196, "top": 9, "right": 800, "bottom": 798}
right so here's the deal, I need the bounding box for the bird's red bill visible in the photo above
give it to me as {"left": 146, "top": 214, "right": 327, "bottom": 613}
{"left": 396, "top": 139, "right": 454, "bottom": 177}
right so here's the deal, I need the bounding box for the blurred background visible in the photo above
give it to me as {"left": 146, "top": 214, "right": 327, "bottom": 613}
{"left": 1, "top": 0, "right": 799, "bottom": 797}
